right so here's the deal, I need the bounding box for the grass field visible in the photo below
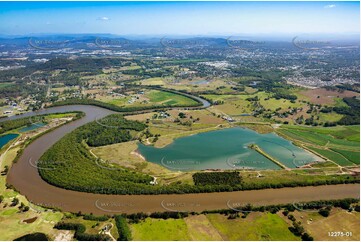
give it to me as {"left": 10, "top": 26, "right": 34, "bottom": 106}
{"left": 91, "top": 141, "right": 173, "bottom": 178}
{"left": 103, "top": 89, "right": 198, "bottom": 108}
{"left": 258, "top": 93, "right": 300, "bottom": 112}
{"left": 141, "top": 77, "right": 165, "bottom": 86}
{"left": 241, "top": 169, "right": 354, "bottom": 187}
{"left": 280, "top": 128, "right": 359, "bottom": 148}
{"left": 280, "top": 125, "right": 360, "bottom": 142}
{"left": 277, "top": 125, "right": 360, "bottom": 167}
{"left": 0, "top": 83, "right": 14, "bottom": 88}
{"left": 184, "top": 214, "right": 223, "bottom": 241}
{"left": 203, "top": 94, "right": 254, "bottom": 115}
{"left": 0, "top": 145, "right": 63, "bottom": 240}
{"left": 130, "top": 218, "right": 191, "bottom": 241}
{"left": 206, "top": 212, "right": 300, "bottom": 241}
{"left": 289, "top": 208, "right": 360, "bottom": 241}
{"left": 305, "top": 146, "right": 354, "bottom": 166}
{"left": 318, "top": 112, "right": 344, "bottom": 123}
{"left": 0, "top": 207, "right": 64, "bottom": 241}
{"left": 130, "top": 213, "right": 302, "bottom": 241}
{"left": 147, "top": 90, "right": 198, "bottom": 106}
{"left": 330, "top": 148, "right": 360, "bottom": 165}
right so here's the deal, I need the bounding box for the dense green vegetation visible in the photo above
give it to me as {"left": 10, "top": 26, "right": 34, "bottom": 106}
{"left": 273, "top": 92, "right": 297, "bottom": 101}
{"left": 0, "top": 112, "right": 84, "bottom": 135}
{"left": 332, "top": 97, "right": 360, "bottom": 125}
{"left": 115, "top": 215, "right": 132, "bottom": 241}
{"left": 39, "top": 115, "right": 154, "bottom": 194}
{"left": 80, "top": 114, "right": 146, "bottom": 147}
{"left": 83, "top": 214, "right": 110, "bottom": 222}
{"left": 0, "top": 116, "right": 44, "bottom": 134}
{"left": 0, "top": 57, "right": 130, "bottom": 82}
{"left": 0, "top": 83, "right": 47, "bottom": 99}
{"left": 126, "top": 211, "right": 189, "bottom": 223}
{"left": 14, "top": 233, "right": 48, "bottom": 241}
{"left": 193, "top": 171, "right": 241, "bottom": 186}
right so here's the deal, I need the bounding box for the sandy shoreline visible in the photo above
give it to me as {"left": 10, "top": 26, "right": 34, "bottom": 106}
{"left": 131, "top": 149, "right": 146, "bottom": 161}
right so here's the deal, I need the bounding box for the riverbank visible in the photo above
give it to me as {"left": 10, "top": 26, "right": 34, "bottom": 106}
{"left": 2, "top": 104, "right": 359, "bottom": 215}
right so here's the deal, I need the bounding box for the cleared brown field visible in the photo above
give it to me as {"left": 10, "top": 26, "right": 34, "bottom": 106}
{"left": 184, "top": 214, "right": 223, "bottom": 241}
{"left": 125, "top": 112, "right": 156, "bottom": 121}
{"left": 287, "top": 208, "right": 360, "bottom": 241}
{"left": 299, "top": 88, "right": 359, "bottom": 105}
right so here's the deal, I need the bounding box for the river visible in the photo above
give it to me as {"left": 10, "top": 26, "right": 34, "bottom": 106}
{"left": 1, "top": 103, "right": 359, "bottom": 215}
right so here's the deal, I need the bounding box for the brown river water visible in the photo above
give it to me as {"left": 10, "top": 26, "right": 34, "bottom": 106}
{"left": 3, "top": 105, "right": 360, "bottom": 215}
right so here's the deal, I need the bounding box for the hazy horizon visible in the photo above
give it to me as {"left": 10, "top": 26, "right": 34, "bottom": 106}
{"left": 0, "top": 1, "right": 359, "bottom": 36}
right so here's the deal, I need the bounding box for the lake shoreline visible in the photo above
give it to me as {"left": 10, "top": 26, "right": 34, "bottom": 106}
{"left": 137, "top": 127, "right": 322, "bottom": 170}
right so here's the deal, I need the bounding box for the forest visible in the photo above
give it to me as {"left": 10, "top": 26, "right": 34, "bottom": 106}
{"left": 37, "top": 114, "right": 359, "bottom": 195}
{"left": 193, "top": 171, "right": 242, "bottom": 186}
{"left": 78, "top": 114, "right": 146, "bottom": 147}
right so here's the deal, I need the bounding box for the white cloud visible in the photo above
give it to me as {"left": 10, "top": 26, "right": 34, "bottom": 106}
{"left": 97, "top": 17, "right": 110, "bottom": 21}
{"left": 324, "top": 5, "right": 336, "bottom": 9}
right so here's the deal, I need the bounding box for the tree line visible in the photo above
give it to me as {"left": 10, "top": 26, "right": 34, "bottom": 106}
{"left": 193, "top": 171, "right": 242, "bottom": 186}
{"left": 54, "top": 222, "right": 111, "bottom": 241}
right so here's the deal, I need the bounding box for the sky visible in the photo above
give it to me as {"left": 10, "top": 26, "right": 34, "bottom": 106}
{"left": 0, "top": 1, "right": 359, "bottom": 36}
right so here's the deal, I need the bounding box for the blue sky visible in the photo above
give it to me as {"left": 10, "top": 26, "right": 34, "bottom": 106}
{"left": 0, "top": 1, "right": 359, "bottom": 36}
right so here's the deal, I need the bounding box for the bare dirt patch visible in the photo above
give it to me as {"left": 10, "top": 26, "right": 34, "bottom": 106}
{"left": 54, "top": 230, "right": 74, "bottom": 241}
{"left": 299, "top": 88, "right": 359, "bottom": 105}
{"left": 291, "top": 208, "right": 360, "bottom": 241}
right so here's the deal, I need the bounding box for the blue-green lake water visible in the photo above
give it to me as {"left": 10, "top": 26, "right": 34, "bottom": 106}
{"left": 0, "top": 133, "right": 19, "bottom": 149}
{"left": 191, "top": 80, "right": 209, "bottom": 85}
{"left": 138, "top": 127, "right": 321, "bottom": 170}
{"left": 19, "top": 123, "right": 46, "bottom": 132}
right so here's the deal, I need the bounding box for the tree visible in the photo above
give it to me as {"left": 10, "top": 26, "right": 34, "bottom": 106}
{"left": 301, "top": 233, "right": 314, "bottom": 241}
{"left": 115, "top": 215, "right": 132, "bottom": 241}
{"left": 11, "top": 198, "right": 19, "bottom": 207}
{"left": 290, "top": 221, "right": 304, "bottom": 236}
{"left": 339, "top": 200, "right": 351, "bottom": 210}
{"left": 318, "top": 207, "right": 331, "bottom": 217}
{"left": 178, "top": 112, "right": 186, "bottom": 119}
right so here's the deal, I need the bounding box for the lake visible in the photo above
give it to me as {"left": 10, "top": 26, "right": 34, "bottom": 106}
{"left": 191, "top": 80, "right": 209, "bottom": 85}
{"left": 3, "top": 105, "right": 357, "bottom": 215}
{"left": 19, "top": 123, "right": 46, "bottom": 132}
{"left": 0, "top": 133, "right": 19, "bottom": 149}
{"left": 138, "top": 127, "right": 321, "bottom": 170}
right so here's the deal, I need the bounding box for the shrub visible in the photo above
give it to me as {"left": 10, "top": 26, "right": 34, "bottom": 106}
{"left": 115, "top": 215, "right": 132, "bottom": 241}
